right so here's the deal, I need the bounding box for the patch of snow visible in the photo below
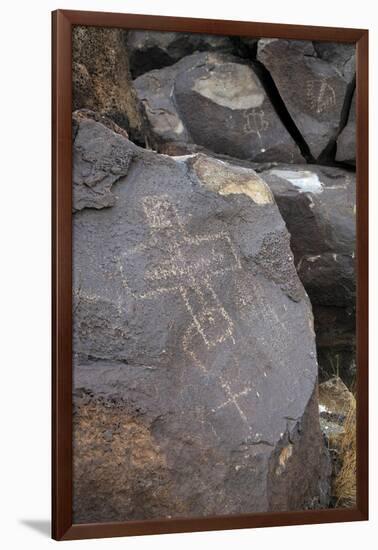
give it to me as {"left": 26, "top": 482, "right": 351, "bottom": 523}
{"left": 269, "top": 169, "right": 324, "bottom": 194}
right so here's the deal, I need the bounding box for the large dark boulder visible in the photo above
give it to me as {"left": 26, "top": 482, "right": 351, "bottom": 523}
{"left": 134, "top": 52, "right": 304, "bottom": 163}
{"left": 127, "top": 30, "right": 236, "bottom": 77}
{"left": 72, "top": 116, "right": 329, "bottom": 523}
{"left": 72, "top": 26, "right": 147, "bottom": 143}
{"left": 260, "top": 165, "right": 356, "bottom": 385}
{"left": 257, "top": 40, "right": 355, "bottom": 160}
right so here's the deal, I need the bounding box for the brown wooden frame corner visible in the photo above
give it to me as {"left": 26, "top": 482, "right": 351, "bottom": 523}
{"left": 52, "top": 9, "right": 369, "bottom": 541}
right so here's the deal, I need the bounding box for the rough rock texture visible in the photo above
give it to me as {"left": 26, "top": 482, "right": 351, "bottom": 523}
{"left": 72, "top": 26, "right": 147, "bottom": 143}
{"left": 336, "top": 90, "right": 356, "bottom": 164}
{"left": 134, "top": 52, "right": 304, "bottom": 163}
{"left": 260, "top": 165, "right": 356, "bottom": 385}
{"left": 72, "top": 111, "right": 135, "bottom": 212}
{"left": 72, "top": 109, "right": 129, "bottom": 140}
{"left": 312, "top": 42, "right": 356, "bottom": 83}
{"left": 257, "top": 39, "right": 355, "bottom": 159}
{"left": 72, "top": 117, "right": 329, "bottom": 523}
{"left": 127, "top": 31, "right": 236, "bottom": 77}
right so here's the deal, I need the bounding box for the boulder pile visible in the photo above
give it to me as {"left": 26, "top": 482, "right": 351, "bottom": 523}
{"left": 71, "top": 26, "right": 356, "bottom": 523}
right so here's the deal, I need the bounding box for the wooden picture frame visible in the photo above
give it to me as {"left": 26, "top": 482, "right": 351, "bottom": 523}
{"left": 52, "top": 9, "right": 368, "bottom": 541}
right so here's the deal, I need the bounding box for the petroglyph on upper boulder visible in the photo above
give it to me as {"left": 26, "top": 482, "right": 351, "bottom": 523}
{"left": 257, "top": 40, "right": 355, "bottom": 159}
{"left": 133, "top": 52, "right": 304, "bottom": 163}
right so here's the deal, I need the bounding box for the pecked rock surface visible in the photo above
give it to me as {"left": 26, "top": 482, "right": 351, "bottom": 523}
{"left": 72, "top": 26, "right": 147, "bottom": 143}
{"left": 257, "top": 40, "right": 355, "bottom": 160}
{"left": 260, "top": 165, "right": 356, "bottom": 384}
{"left": 133, "top": 52, "right": 304, "bottom": 163}
{"left": 72, "top": 115, "right": 330, "bottom": 523}
{"left": 127, "top": 30, "right": 236, "bottom": 77}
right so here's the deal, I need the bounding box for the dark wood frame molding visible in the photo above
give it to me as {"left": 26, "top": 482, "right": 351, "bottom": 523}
{"left": 52, "top": 9, "right": 369, "bottom": 541}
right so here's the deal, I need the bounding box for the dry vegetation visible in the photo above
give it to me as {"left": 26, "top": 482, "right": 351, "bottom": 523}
{"left": 333, "top": 396, "right": 356, "bottom": 507}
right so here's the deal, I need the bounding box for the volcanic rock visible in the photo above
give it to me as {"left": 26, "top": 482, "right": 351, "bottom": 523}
{"left": 313, "top": 42, "right": 356, "bottom": 83}
{"left": 127, "top": 30, "right": 236, "bottom": 77}
{"left": 72, "top": 25, "right": 146, "bottom": 143}
{"left": 133, "top": 52, "right": 304, "bottom": 163}
{"left": 260, "top": 164, "right": 356, "bottom": 384}
{"left": 257, "top": 39, "right": 355, "bottom": 159}
{"left": 72, "top": 116, "right": 329, "bottom": 523}
{"left": 336, "top": 90, "right": 356, "bottom": 164}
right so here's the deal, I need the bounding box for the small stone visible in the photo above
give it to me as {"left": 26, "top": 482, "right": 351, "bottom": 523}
{"left": 103, "top": 430, "right": 113, "bottom": 442}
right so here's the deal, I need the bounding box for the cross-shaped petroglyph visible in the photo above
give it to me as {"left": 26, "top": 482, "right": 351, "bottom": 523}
{"left": 243, "top": 108, "right": 269, "bottom": 151}
{"left": 184, "top": 332, "right": 263, "bottom": 435}
{"left": 306, "top": 78, "right": 336, "bottom": 114}
{"left": 134, "top": 195, "right": 242, "bottom": 349}
{"left": 119, "top": 194, "right": 260, "bottom": 430}
{"left": 211, "top": 378, "right": 254, "bottom": 424}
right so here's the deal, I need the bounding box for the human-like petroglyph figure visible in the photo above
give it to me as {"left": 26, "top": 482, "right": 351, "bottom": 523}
{"left": 243, "top": 108, "right": 269, "bottom": 150}
{"left": 306, "top": 78, "right": 336, "bottom": 114}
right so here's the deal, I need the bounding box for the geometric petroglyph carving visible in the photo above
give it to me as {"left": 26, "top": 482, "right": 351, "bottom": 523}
{"left": 138, "top": 195, "right": 241, "bottom": 349}
{"left": 122, "top": 194, "right": 263, "bottom": 431}
{"left": 306, "top": 78, "right": 336, "bottom": 114}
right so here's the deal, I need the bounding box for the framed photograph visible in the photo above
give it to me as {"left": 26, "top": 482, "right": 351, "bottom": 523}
{"left": 52, "top": 9, "right": 368, "bottom": 541}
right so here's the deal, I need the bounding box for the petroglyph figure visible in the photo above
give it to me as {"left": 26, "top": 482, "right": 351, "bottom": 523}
{"left": 120, "top": 195, "right": 263, "bottom": 428}
{"left": 136, "top": 195, "right": 240, "bottom": 347}
{"left": 306, "top": 79, "right": 336, "bottom": 114}
{"left": 243, "top": 109, "right": 269, "bottom": 150}
{"left": 211, "top": 378, "right": 253, "bottom": 424}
